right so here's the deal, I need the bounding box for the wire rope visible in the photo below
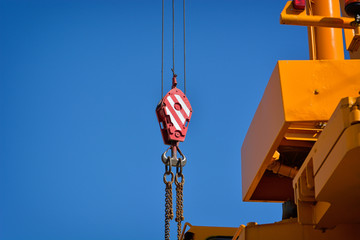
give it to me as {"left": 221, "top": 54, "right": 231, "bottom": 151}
{"left": 161, "top": 0, "right": 164, "bottom": 98}
{"left": 161, "top": 0, "right": 187, "bottom": 95}
{"left": 172, "top": 0, "right": 175, "bottom": 75}
{"left": 183, "top": 0, "right": 186, "bottom": 94}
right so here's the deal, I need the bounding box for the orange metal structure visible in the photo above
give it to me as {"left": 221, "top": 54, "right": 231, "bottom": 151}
{"left": 181, "top": 0, "right": 360, "bottom": 239}
{"left": 241, "top": 60, "right": 360, "bottom": 202}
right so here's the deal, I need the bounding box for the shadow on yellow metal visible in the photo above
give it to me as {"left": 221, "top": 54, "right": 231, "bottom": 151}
{"left": 241, "top": 60, "right": 360, "bottom": 202}
{"left": 180, "top": 222, "right": 237, "bottom": 240}
{"left": 294, "top": 97, "right": 360, "bottom": 229}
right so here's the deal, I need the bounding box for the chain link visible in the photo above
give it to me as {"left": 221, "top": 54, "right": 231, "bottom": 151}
{"left": 163, "top": 150, "right": 185, "bottom": 240}
{"left": 175, "top": 172, "right": 185, "bottom": 240}
{"left": 164, "top": 166, "right": 174, "bottom": 240}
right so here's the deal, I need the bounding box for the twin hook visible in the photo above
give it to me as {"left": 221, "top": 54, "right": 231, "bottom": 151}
{"left": 162, "top": 144, "right": 187, "bottom": 168}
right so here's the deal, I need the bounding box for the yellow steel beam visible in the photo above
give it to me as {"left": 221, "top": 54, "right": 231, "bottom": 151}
{"left": 311, "top": 0, "right": 344, "bottom": 60}
{"left": 238, "top": 220, "right": 360, "bottom": 240}
{"left": 280, "top": 1, "right": 354, "bottom": 29}
{"left": 183, "top": 221, "right": 360, "bottom": 240}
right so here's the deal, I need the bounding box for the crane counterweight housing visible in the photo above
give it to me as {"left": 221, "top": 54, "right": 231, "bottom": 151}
{"left": 178, "top": 0, "right": 360, "bottom": 239}
{"left": 156, "top": 87, "right": 192, "bottom": 145}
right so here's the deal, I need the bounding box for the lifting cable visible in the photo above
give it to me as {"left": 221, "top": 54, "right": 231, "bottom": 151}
{"left": 158, "top": 1, "right": 191, "bottom": 240}
{"left": 161, "top": 0, "right": 186, "bottom": 97}
{"left": 161, "top": 0, "right": 164, "bottom": 98}
{"left": 172, "top": 0, "right": 175, "bottom": 75}
{"left": 183, "top": 0, "right": 186, "bottom": 94}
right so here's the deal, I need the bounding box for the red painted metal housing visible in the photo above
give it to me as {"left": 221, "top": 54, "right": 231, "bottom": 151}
{"left": 293, "top": 0, "right": 305, "bottom": 10}
{"left": 156, "top": 87, "right": 192, "bottom": 145}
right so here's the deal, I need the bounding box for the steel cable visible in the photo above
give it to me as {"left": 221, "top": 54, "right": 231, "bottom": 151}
{"left": 183, "top": 0, "right": 186, "bottom": 94}
{"left": 172, "top": 0, "right": 175, "bottom": 75}
{"left": 161, "top": 0, "right": 164, "bottom": 98}
{"left": 162, "top": 0, "right": 187, "bottom": 95}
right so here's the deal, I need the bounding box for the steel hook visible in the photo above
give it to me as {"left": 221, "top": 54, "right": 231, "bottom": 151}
{"left": 161, "top": 145, "right": 187, "bottom": 167}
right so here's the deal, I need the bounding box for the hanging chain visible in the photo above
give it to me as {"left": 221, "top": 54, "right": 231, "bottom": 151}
{"left": 164, "top": 163, "right": 174, "bottom": 240}
{"left": 175, "top": 165, "right": 185, "bottom": 240}
{"left": 163, "top": 151, "right": 185, "bottom": 240}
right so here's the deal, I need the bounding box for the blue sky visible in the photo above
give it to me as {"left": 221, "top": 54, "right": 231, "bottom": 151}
{"left": 0, "top": 0, "right": 310, "bottom": 239}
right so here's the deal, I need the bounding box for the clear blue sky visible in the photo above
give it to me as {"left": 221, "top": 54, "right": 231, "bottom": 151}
{"left": 0, "top": 0, "right": 310, "bottom": 239}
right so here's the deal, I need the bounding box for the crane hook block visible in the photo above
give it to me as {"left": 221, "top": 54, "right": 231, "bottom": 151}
{"left": 156, "top": 87, "right": 192, "bottom": 145}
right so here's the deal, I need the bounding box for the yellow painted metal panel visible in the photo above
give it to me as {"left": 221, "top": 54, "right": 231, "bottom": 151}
{"left": 311, "top": 97, "right": 355, "bottom": 173}
{"left": 242, "top": 221, "right": 360, "bottom": 240}
{"left": 292, "top": 97, "right": 360, "bottom": 229}
{"left": 241, "top": 63, "right": 287, "bottom": 202}
{"left": 314, "top": 123, "right": 360, "bottom": 228}
{"left": 186, "top": 221, "right": 360, "bottom": 240}
{"left": 280, "top": 60, "right": 360, "bottom": 121}
{"left": 241, "top": 60, "right": 360, "bottom": 202}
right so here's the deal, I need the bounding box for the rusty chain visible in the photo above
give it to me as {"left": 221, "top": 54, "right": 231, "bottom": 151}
{"left": 175, "top": 166, "right": 185, "bottom": 240}
{"left": 162, "top": 147, "right": 186, "bottom": 240}
{"left": 164, "top": 163, "right": 174, "bottom": 240}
